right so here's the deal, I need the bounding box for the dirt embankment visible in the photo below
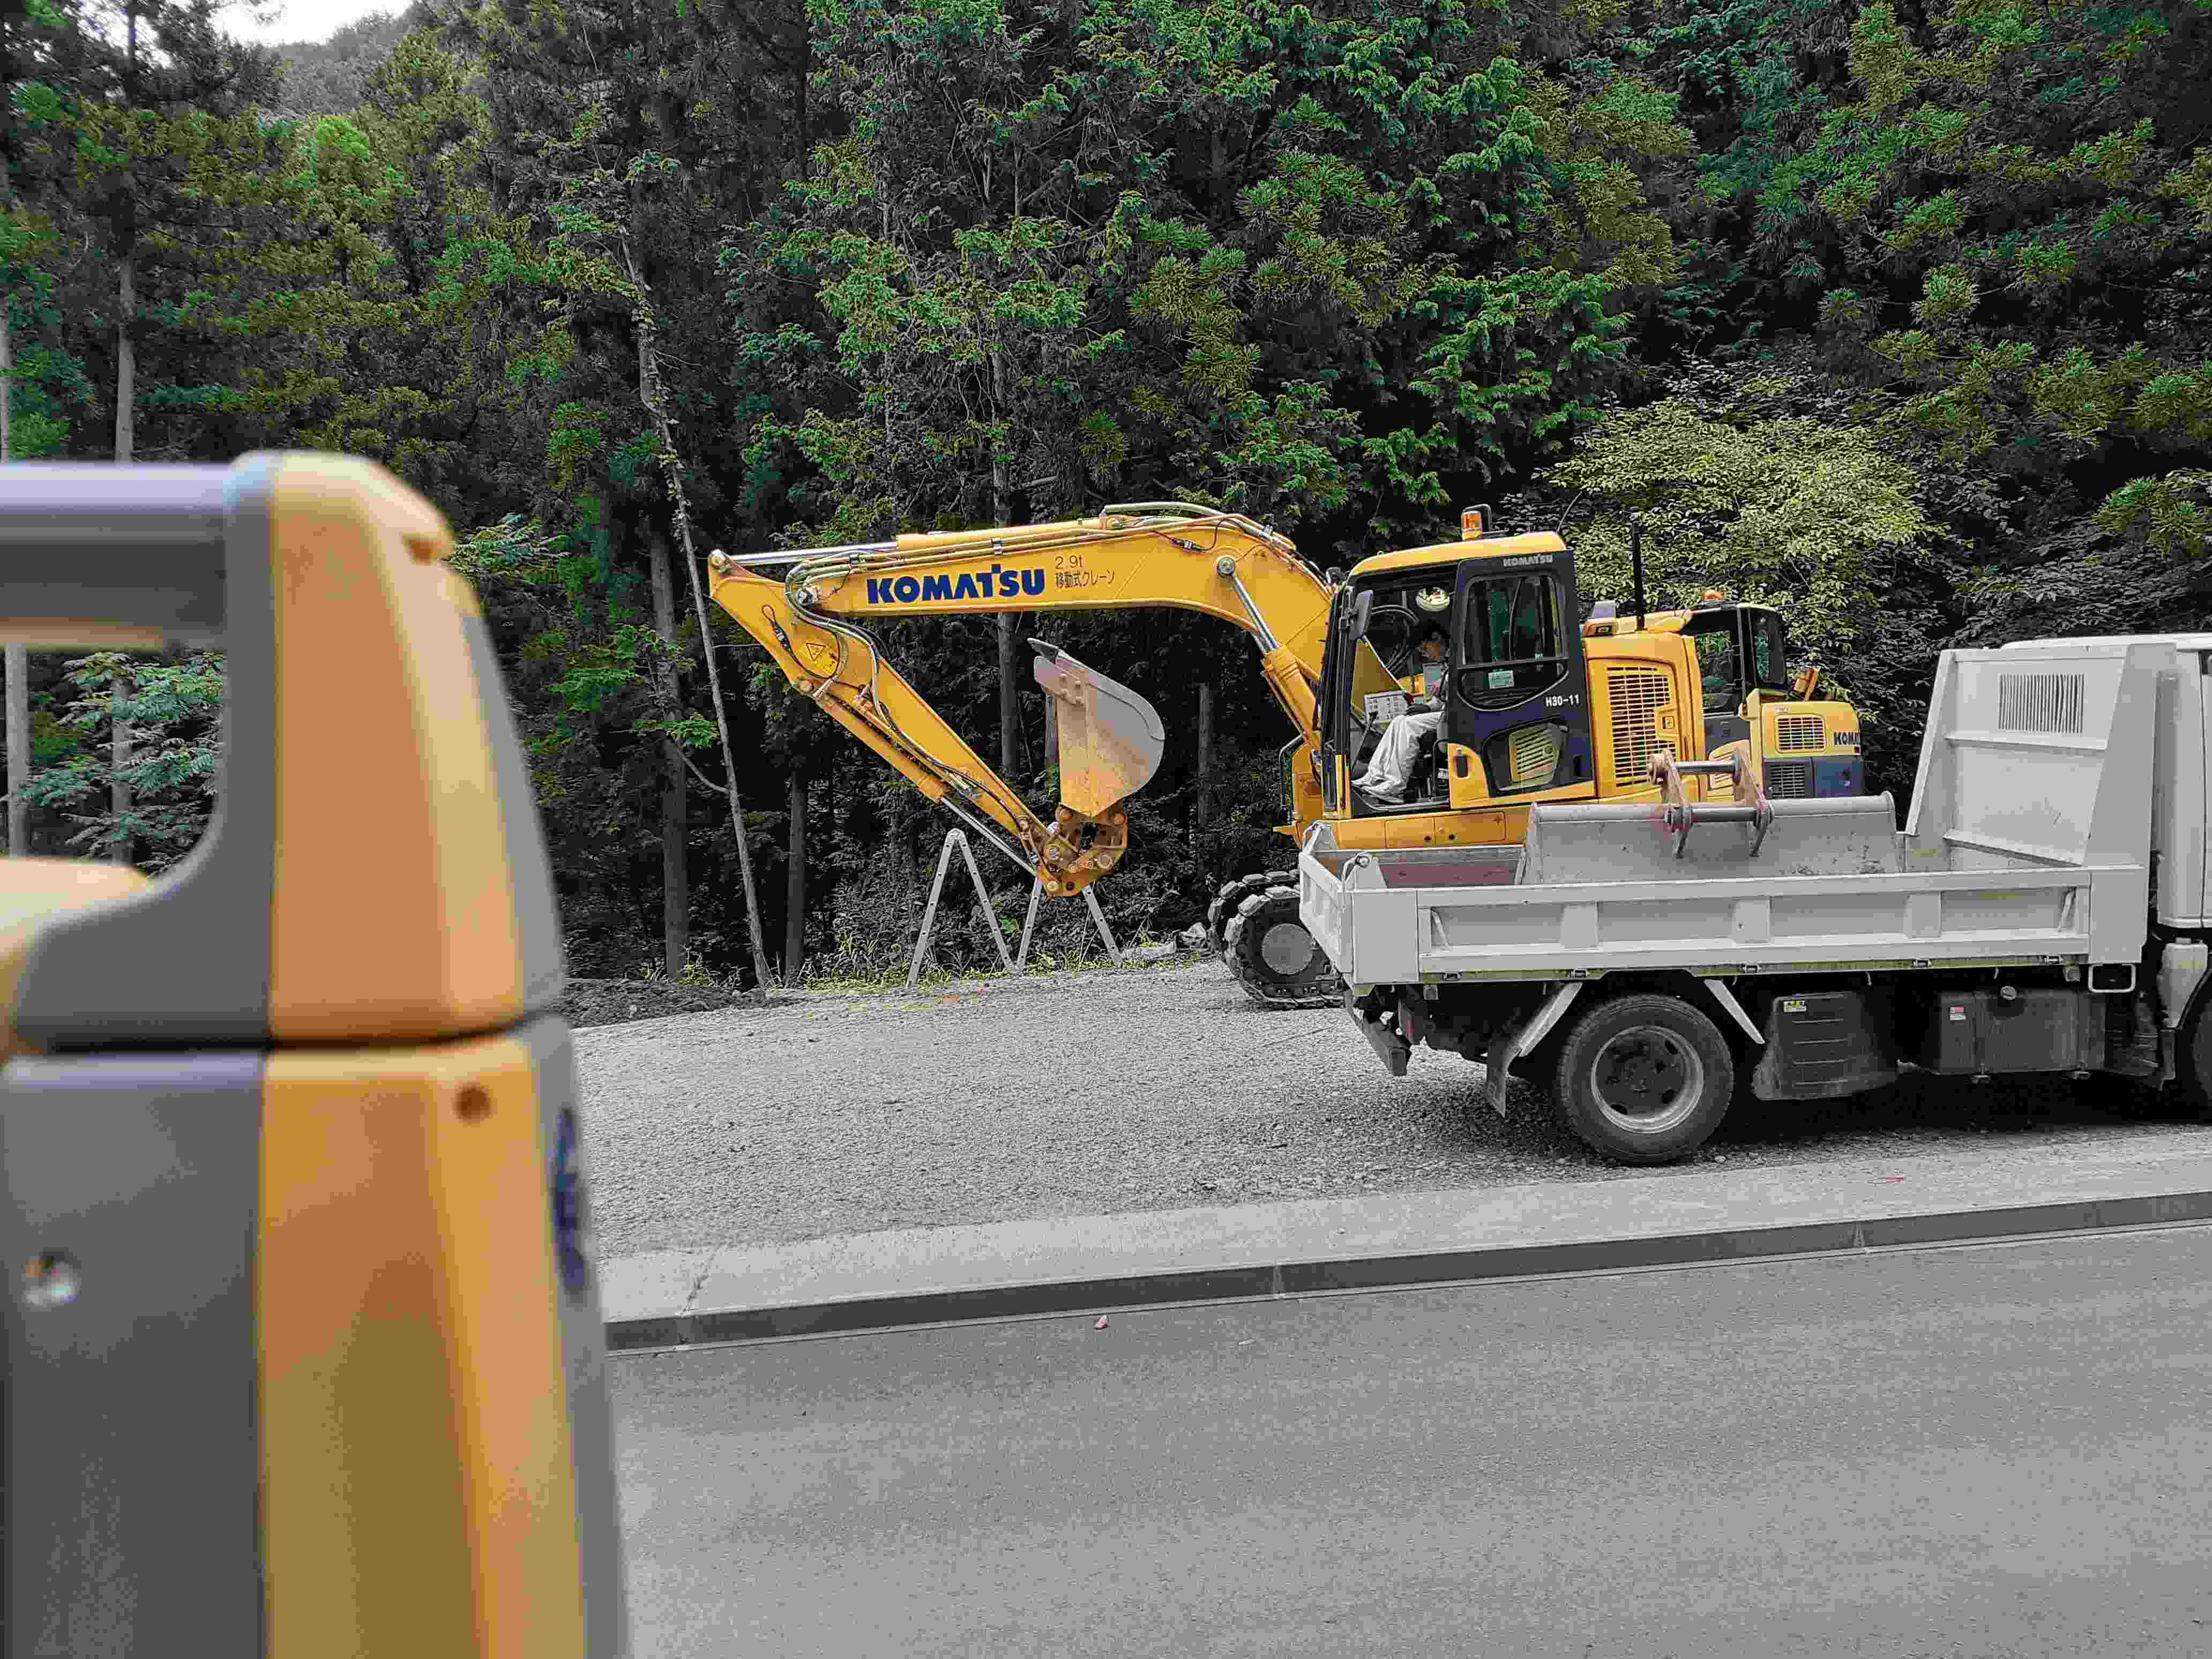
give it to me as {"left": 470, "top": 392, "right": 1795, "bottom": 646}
{"left": 562, "top": 976, "right": 759, "bottom": 1030}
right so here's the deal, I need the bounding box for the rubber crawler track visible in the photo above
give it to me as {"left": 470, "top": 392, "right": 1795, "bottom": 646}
{"left": 1222, "top": 883, "right": 1342, "bottom": 1009}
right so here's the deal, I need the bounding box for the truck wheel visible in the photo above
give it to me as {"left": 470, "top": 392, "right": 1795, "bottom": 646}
{"left": 1551, "top": 993, "right": 1735, "bottom": 1164}
{"left": 1224, "top": 884, "right": 1341, "bottom": 1008}
{"left": 1206, "top": 871, "right": 1281, "bottom": 958}
{"left": 2169, "top": 982, "right": 2212, "bottom": 1120}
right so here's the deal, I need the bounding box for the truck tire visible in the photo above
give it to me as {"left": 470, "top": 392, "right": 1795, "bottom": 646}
{"left": 1550, "top": 992, "right": 1736, "bottom": 1164}
{"left": 1223, "top": 884, "right": 1341, "bottom": 1008}
{"left": 1207, "top": 869, "right": 1291, "bottom": 958}
{"left": 2169, "top": 981, "right": 2212, "bottom": 1120}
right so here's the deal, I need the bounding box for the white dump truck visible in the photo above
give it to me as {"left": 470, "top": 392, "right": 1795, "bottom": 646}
{"left": 1298, "top": 635, "right": 2212, "bottom": 1162}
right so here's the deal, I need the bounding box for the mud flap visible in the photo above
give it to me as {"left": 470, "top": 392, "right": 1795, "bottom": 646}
{"left": 1346, "top": 990, "right": 1410, "bottom": 1077}
{"left": 1033, "top": 640, "right": 1166, "bottom": 816}
{"left": 1483, "top": 982, "right": 1586, "bottom": 1118}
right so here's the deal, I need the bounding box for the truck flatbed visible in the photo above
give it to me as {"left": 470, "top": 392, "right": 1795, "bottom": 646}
{"left": 1304, "top": 638, "right": 2168, "bottom": 985}
{"left": 1301, "top": 821, "right": 2143, "bottom": 988}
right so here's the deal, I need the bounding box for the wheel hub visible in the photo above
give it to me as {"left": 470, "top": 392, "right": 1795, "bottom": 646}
{"left": 1259, "top": 920, "right": 1320, "bottom": 977}
{"left": 1590, "top": 1028, "right": 1703, "bottom": 1135}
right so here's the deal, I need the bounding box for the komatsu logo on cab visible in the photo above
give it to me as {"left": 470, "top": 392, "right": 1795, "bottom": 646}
{"left": 865, "top": 566, "right": 1046, "bottom": 604}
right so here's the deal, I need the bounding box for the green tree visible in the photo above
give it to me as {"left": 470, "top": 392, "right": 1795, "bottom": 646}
{"left": 1757, "top": 2, "right": 2211, "bottom": 551}
{"left": 6, "top": 0, "right": 107, "bottom": 458}
{"left": 737, "top": 0, "right": 1691, "bottom": 556}
{"left": 435, "top": 0, "right": 808, "bottom": 983}
{"left": 1538, "top": 357, "right": 1940, "bottom": 789}
{"left": 268, "top": 5, "right": 424, "bottom": 117}
{"left": 18, "top": 650, "right": 223, "bottom": 866}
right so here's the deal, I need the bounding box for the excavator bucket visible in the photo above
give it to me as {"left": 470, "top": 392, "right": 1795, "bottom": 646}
{"left": 1032, "top": 639, "right": 1167, "bottom": 817}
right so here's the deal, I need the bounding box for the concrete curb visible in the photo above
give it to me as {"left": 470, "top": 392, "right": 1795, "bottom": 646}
{"left": 600, "top": 1132, "right": 2212, "bottom": 1351}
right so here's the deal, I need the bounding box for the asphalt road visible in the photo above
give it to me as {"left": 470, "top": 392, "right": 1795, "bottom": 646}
{"left": 612, "top": 1224, "right": 2212, "bottom": 1657}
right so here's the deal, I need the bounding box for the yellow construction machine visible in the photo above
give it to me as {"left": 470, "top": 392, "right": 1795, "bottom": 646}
{"left": 709, "top": 504, "right": 1862, "bottom": 1005}
{"left": 0, "top": 455, "right": 624, "bottom": 1657}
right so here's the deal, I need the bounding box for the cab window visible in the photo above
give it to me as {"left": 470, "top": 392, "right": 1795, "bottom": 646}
{"left": 1466, "top": 573, "right": 1559, "bottom": 667}
{"left": 1748, "top": 610, "right": 1790, "bottom": 691}
{"left": 1682, "top": 611, "right": 1745, "bottom": 717}
{"left": 1327, "top": 581, "right": 1447, "bottom": 759}
{"left": 1456, "top": 571, "right": 1567, "bottom": 709}
{"left": 1692, "top": 629, "right": 1738, "bottom": 716}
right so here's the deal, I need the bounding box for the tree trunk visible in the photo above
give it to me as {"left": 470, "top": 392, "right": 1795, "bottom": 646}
{"left": 115, "top": 6, "right": 138, "bottom": 472}
{"left": 989, "top": 346, "right": 1020, "bottom": 780}
{"left": 646, "top": 527, "right": 690, "bottom": 977}
{"left": 4, "top": 648, "right": 24, "bottom": 856}
{"left": 620, "top": 235, "right": 775, "bottom": 991}
{"left": 998, "top": 617, "right": 1019, "bottom": 778}
{"left": 1195, "top": 678, "right": 1214, "bottom": 825}
{"left": 108, "top": 690, "right": 132, "bottom": 865}
{"left": 1, "top": 216, "right": 24, "bottom": 854}
{"left": 784, "top": 772, "right": 806, "bottom": 982}
{"left": 115, "top": 258, "right": 135, "bottom": 467}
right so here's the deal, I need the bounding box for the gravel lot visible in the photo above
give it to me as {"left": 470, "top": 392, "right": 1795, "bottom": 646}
{"left": 574, "top": 958, "right": 2210, "bottom": 1258}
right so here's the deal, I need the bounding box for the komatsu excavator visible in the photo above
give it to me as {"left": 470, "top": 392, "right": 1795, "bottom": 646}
{"left": 709, "top": 505, "right": 1863, "bottom": 1006}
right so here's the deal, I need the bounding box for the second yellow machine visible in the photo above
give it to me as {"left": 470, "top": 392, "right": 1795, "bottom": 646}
{"left": 709, "top": 506, "right": 1863, "bottom": 1004}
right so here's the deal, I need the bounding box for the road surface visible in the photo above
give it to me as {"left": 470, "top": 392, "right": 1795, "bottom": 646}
{"left": 614, "top": 1225, "right": 2212, "bottom": 1656}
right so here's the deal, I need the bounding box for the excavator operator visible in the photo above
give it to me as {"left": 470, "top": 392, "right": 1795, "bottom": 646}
{"left": 1355, "top": 624, "right": 1451, "bottom": 805}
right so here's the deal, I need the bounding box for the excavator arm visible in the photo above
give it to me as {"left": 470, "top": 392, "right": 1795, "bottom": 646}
{"left": 707, "top": 505, "right": 1332, "bottom": 895}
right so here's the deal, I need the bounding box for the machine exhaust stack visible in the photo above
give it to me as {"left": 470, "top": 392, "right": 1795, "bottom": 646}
{"left": 1631, "top": 515, "right": 1648, "bottom": 633}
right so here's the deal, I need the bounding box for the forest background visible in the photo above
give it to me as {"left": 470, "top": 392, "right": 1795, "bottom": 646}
{"left": 2, "top": 0, "right": 2207, "bottom": 986}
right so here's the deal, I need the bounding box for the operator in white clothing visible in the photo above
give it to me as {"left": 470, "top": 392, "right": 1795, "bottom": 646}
{"left": 1354, "top": 626, "right": 1449, "bottom": 804}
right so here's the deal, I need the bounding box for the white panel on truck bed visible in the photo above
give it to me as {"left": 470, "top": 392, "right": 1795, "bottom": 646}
{"left": 1406, "top": 865, "right": 2102, "bottom": 978}
{"left": 1907, "top": 640, "right": 2159, "bottom": 873}
{"left": 1522, "top": 795, "right": 1901, "bottom": 884}
{"left": 2000, "top": 634, "right": 2207, "bottom": 924}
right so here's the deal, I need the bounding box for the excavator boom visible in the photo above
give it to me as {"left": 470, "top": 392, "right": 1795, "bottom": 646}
{"left": 708, "top": 505, "right": 1331, "bottom": 893}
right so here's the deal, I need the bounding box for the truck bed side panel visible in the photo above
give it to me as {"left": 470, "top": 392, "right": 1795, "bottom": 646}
{"left": 1400, "top": 865, "right": 2128, "bottom": 978}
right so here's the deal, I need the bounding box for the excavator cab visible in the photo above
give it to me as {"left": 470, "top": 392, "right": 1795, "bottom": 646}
{"left": 1332, "top": 587, "right": 1451, "bottom": 808}
{"left": 1677, "top": 600, "right": 1790, "bottom": 747}
{"left": 1318, "top": 529, "right": 1599, "bottom": 818}
{"left": 1439, "top": 547, "right": 1597, "bottom": 799}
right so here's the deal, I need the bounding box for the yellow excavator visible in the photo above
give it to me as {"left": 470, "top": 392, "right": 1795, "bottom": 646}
{"left": 709, "top": 505, "right": 1863, "bottom": 1005}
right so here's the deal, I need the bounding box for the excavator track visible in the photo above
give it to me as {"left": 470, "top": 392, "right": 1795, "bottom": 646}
{"left": 1206, "top": 869, "right": 1288, "bottom": 957}
{"left": 1222, "top": 881, "right": 1342, "bottom": 1008}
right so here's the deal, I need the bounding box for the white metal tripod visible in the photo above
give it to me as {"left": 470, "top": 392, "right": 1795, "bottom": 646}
{"left": 906, "top": 828, "right": 1123, "bottom": 989}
